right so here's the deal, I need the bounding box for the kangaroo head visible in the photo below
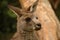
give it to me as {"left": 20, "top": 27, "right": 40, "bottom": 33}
{"left": 8, "top": 5, "right": 41, "bottom": 32}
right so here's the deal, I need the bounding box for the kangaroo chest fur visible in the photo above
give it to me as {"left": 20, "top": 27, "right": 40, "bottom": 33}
{"left": 19, "top": 29, "right": 38, "bottom": 40}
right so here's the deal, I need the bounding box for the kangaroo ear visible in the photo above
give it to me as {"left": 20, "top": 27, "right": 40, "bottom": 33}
{"left": 8, "top": 5, "right": 23, "bottom": 17}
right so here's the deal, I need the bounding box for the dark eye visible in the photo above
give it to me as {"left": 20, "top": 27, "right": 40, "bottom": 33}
{"left": 36, "top": 17, "right": 38, "bottom": 19}
{"left": 25, "top": 17, "right": 31, "bottom": 22}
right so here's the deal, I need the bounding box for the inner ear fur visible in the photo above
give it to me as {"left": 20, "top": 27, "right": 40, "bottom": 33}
{"left": 8, "top": 5, "right": 23, "bottom": 17}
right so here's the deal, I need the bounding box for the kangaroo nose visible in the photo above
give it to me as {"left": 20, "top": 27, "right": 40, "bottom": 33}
{"left": 35, "top": 23, "right": 41, "bottom": 31}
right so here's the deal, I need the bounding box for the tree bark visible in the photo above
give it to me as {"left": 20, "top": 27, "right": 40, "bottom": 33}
{"left": 34, "top": 0, "right": 60, "bottom": 40}
{"left": 49, "top": 0, "right": 60, "bottom": 9}
{"left": 19, "top": 0, "right": 37, "bottom": 11}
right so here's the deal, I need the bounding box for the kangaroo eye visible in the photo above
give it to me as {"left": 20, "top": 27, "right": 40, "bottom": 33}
{"left": 25, "top": 17, "right": 31, "bottom": 22}
{"left": 36, "top": 17, "right": 38, "bottom": 19}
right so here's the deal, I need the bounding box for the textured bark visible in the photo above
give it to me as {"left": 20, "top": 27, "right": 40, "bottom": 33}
{"left": 49, "top": 0, "right": 60, "bottom": 9}
{"left": 34, "top": 0, "right": 60, "bottom": 40}
{"left": 9, "top": 0, "right": 60, "bottom": 40}
{"left": 19, "top": 0, "right": 37, "bottom": 10}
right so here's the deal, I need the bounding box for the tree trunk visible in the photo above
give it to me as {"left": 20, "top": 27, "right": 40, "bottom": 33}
{"left": 49, "top": 0, "right": 60, "bottom": 9}
{"left": 34, "top": 0, "right": 60, "bottom": 40}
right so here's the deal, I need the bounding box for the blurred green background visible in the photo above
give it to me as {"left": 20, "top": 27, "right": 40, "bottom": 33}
{"left": 0, "top": 0, "right": 60, "bottom": 40}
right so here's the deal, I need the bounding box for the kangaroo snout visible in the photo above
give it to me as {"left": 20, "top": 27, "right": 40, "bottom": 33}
{"left": 32, "top": 17, "right": 42, "bottom": 31}
{"left": 35, "top": 23, "right": 41, "bottom": 31}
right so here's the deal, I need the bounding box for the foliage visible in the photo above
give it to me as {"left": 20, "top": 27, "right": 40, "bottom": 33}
{"left": 0, "top": 0, "right": 19, "bottom": 40}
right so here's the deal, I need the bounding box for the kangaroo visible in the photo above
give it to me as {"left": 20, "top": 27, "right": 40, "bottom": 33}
{"left": 8, "top": 5, "right": 41, "bottom": 40}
